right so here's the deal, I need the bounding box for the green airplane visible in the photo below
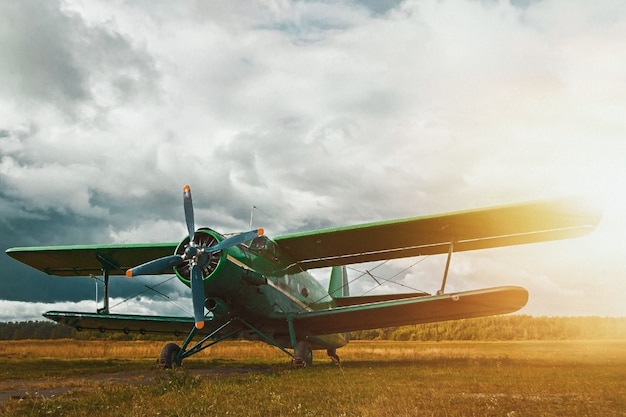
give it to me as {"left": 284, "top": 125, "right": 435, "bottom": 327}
{"left": 6, "top": 186, "right": 600, "bottom": 368}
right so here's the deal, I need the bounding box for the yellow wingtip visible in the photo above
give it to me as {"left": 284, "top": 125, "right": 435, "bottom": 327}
{"left": 258, "top": 228, "right": 264, "bottom": 236}
{"left": 125, "top": 269, "right": 133, "bottom": 278}
{"left": 195, "top": 321, "right": 205, "bottom": 330}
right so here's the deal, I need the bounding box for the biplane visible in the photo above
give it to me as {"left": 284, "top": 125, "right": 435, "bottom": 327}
{"left": 5, "top": 187, "right": 599, "bottom": 368}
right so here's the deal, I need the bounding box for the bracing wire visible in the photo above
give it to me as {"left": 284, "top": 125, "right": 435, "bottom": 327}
{"left": 249, "top": 204, "right": 290, "bottom": 232}
{"left": 295, "top": 256, "right": 432, "bottom": 314}
{"left": 347, "top": 255, "right": 432, "bottom": 296}
{"left": 105, "top": 275, "right": 193, "bottom": 316}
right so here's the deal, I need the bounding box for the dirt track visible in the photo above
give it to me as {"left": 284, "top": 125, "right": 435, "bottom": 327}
{"left": 0, "top": 366, "right": 271, "bottom": 404}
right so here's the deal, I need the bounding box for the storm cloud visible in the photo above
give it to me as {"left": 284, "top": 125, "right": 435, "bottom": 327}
{"left": 1, "top": 0, "right": 625, "bottom": 320}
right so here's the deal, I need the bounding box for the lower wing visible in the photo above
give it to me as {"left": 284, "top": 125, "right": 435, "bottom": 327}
{"left": 43, "top": 286, "right": 526, "bottom": 339}
{"left": 43, "top": 311, "right": 210, "bottom": 335}
{"left": 294, "top": 286, "right": 528, "bottom": 335}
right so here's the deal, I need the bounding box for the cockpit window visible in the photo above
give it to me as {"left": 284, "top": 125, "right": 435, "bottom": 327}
{"left": 248, "top": 236, "right": 280, "bottom": 262}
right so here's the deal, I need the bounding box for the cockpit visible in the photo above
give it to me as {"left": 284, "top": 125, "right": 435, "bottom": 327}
{"left": 248, "top": 235, "right": 280, "bottom": 263}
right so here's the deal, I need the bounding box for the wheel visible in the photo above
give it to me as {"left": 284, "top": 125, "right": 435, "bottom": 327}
{"left": 293, "top": 341, "right": 313, "bottom": 368}
{"left": 158, "top": 343, "right": 182, "bottom": 369}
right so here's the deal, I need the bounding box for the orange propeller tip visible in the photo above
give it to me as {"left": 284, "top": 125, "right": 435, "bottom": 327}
{"left": 195, "top": 321, "right": 205, "bottom": 330}
{"left": 125, "top": 269, "right": 133, "bottom": 278}
{"left": 183, "top": 185, "right": 191, "bottom": 192}
{"left": 258, "top": 228, "right": 264, "bottom": 236}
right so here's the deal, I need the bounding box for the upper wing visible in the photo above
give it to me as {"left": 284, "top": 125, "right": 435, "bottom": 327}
{"left": 275, "top": 197, "right": 600, "bottom": 270}
{"left": 294, "top": 286, "right": 528, "bottom": 335}
{"left": 6, "top": 197, "right": 600, "bottom": 276}
{"left": 5, "top": 243, "right": 178, "bottom": 276}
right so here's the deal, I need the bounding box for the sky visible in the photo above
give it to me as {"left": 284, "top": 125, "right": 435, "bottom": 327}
{"left": 0, "top": 0, "right": 625, "bottom": 322}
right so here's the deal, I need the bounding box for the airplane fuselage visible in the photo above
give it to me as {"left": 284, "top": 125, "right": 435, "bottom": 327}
{"left": 172, "top": 228, "right": 349, "bottom": 350}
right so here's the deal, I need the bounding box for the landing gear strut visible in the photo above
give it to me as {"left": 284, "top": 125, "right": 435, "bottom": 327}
{"left": 156, "top": 317, "right": 301, "bottom": 369}
{"left": 156, "top": 317, "right": 342, "bottom": 370}
{"left": 327, "top": 348, "right": 341, "bottom": 365}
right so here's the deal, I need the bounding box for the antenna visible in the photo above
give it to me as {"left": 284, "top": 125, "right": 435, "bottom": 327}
{"left": 249, "top": 205, "right": 256, "bottom": 229}
{"left": 248, "top": 204, "right": 286, "bottom": 231}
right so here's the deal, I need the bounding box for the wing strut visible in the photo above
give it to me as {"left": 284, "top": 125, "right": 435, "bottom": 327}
{"left": 97, "top": 269, "right": 111, "bottom": 314}
{"left": 437, "top": 242, "right": 454, "bottom": 295}
{"left": 95, "top": 253, "right": 121, "bottom": 314}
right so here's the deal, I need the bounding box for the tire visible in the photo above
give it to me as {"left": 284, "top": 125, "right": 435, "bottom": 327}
{"left": 294, "top": 341, "right": 313, "bottom": 368}
{"left": 159, "top": 343, "right": 182, "bottom": 369}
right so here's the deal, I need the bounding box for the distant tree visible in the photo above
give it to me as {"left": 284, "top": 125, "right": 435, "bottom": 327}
{"left": 352, "top": 315, "right": 626, "bottom": 341}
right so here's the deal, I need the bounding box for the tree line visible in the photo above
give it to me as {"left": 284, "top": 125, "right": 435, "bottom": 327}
{"left": 1, "top": 315, "right": 625, "bottom": 341}
{"left": 350, "top": 315, "right": 626, "bottom": 341}
{"left": 0, "top": 321, "right": 157, "bottom": 341}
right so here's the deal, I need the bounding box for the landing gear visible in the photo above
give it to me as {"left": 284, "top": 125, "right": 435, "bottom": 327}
{"left": 156, "top": 317, "right": 341, "bottom": 371}
{"left": 293, "top": 344, "right": 341, "bottom": 367}
{"left": 293, "top": 341, "right": 313, "bottom": 368}
{"left": 327, "top": 348, "right": 341, "bottom": 365}
{"left": 158, "top": 343, "right": 182, "bottom": 369}
{"left": 156, "top": 317, "right": 299, "bottom": 370}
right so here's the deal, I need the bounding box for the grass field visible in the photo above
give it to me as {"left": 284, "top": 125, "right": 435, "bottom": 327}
{"left": 1, "top": 339, "right": 625, "bottom": 416}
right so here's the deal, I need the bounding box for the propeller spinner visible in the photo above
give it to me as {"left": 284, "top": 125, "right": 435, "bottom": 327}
{"left": 126, "top": 185, "right": 264, "bottom": 329}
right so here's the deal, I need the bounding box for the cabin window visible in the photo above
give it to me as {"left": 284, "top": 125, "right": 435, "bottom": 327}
{"left": 249, "top": 236, "right": 280, "bottom": 262}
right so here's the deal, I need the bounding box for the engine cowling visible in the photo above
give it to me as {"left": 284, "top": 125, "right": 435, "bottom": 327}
{"left": 173, "top": 228, "right": 226, "bottom": 285}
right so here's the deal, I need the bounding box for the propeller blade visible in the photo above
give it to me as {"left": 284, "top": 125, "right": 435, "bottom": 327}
{"left": 126, "top": 186, "right": 265, "bottom": 331}
{"left": 206, "top": 228, "right": 264, "bottom": 253}
{"left": 125, "top": 255, "right": 184, "bottom": 278}
{"left": 183, "top": 185, "right": 195, "bottom": 242}
{"left": 190, "top": 263, "right": 206, "bottom": 329}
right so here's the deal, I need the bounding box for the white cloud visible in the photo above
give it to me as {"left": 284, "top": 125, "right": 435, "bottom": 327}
{"left": 0, "top": 297, "right": 192, "bottom": 323}
{"left": 1, "top": 0, "right": 624, "bottom": 317}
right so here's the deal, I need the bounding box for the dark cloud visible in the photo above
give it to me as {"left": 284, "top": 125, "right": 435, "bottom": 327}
{"left": 0, "top": 1, "right": 88, "bottom": 104}
{"left": 0, "top": 210, "right": 188, "bottom": 304}
{"left": 0, "top": 0, "right": 158, "bottom": 118}
{"left": 354, "top": 0, "right": 403, "bottom": 15}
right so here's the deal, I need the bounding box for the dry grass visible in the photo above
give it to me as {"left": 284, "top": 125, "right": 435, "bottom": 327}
{"left": 4, "top": 339, "right": 621, "bottom": 362}
{"left": 1, "top": 339, "right": 625, "bottom": 416}
{"left": 0, "top": 338, "right": 297, "bottom": 361}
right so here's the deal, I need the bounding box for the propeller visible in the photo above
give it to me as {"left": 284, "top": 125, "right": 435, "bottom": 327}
{"left": 183, "top": 185, "right": 195, "bottom": 242}
{"left": 126, "top": 185, "right": 264, "bottom": 329}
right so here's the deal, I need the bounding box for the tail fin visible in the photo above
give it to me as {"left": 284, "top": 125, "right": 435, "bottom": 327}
{"left": 328, "top": 266, "right": 352, "bottom": 343}
{"left": 328, "top": 266, "right": 349, "bottom": 298}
